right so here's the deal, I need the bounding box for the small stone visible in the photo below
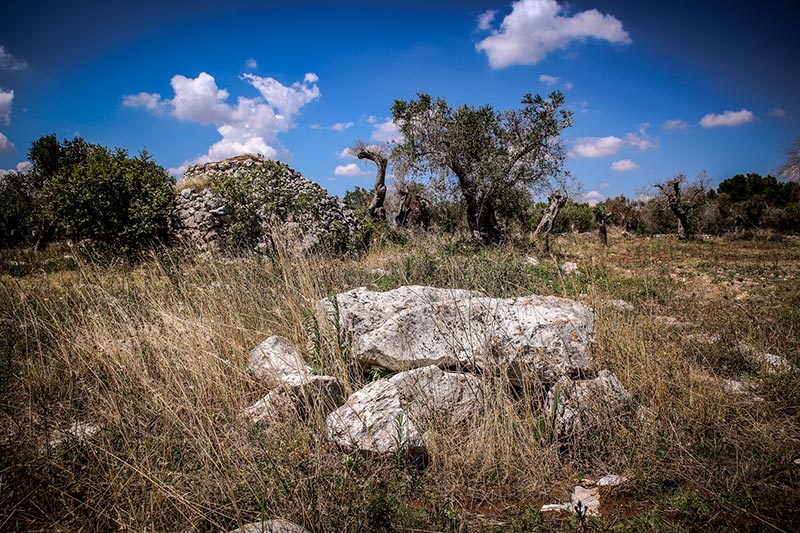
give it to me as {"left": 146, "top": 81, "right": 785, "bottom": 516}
{"left": 609, "top": 299, "right": 634, "bottom": 311}
{"left": 571, "top": 485, "right": 601, "bottom": 516}
{"left": 227, "top": 519, "right": 310, "bottom": 533}
{"left": 597, "top": 474, "right": 629, "bottom": 487}
{"left": 540, "top": 503, "right": 571, "bottom": 513}
{"left": 525, "top": 256, "right": 540, "bottom": 266}
{"left": 561, "top": 261, "right": 579, "bottom": 274}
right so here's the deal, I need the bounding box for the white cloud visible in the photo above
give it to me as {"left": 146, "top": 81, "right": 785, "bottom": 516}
{"left": 599, "top": 181, "right": 609, "bottom": 189}
{"left": 624, "top": 122, "right": 654, "bottom": 151}
{"left": 610, "top": 159, "right": 639, "bottom": 172}
{"left": 122, "top": 92, "right": 166, "bottom": 113}
{"left": 0, "top": 161, "right": 30, "bottom": 178}
{"left": 0, "top": 132, "right": 14, "bottom": 156}
{"left": 365, "top": 115, "right": 379, "bottom": 124}
{"left": 337, "top": 147, "right": 356, "bottom": 159}
{"left": 304, "top": 72, "right": 319, "bottom": 84}
{"left": 126, "top": 71, "right": 320, "bottom": 173}
{"left": 570, "top": 100, "right": 589, "bottom": 114}
{"left": 331, "top": 121, "right": 354, "bottom": 131}
{"left": 477, "top": 10, "right": 498, "bottom": 31}
{"left": 572, "top": 135, "right": 623, "bottom": 158}
{"left": 0, "top": 89, "right": 13, "bottom": 124}
{"left": 699, "top": 108, "right": 754, "bottom": 128}
{"left": 476, "top": 0, "right": 631, "bottom": 69}
{"left": 309, "top": 123, "right": 323, "bottom": 130}
{"left": 334, "top": 163, "right": 369, "bottom": 177}
{"left": 663, "top": 118, "right": 688, "bottom": 130}
{"left": 0, "top": 46, "right": 27, "bottom": 71}
{"left": 245, "top": 58, "right": 258, "bottom": 69}
{"left": 370, "top": 119, "right": 402, "bottom": 143}
{"left": 582, "top": 190, "right": 605, "bottom": 206}
{"left": 768, "top": 107, "right": 786, "bottom": 118}
{"left": 563, "top": 81, "right": 573, "bottom": 90}
{"left": 539, "top": 74, "right": 560, "bottom": 86}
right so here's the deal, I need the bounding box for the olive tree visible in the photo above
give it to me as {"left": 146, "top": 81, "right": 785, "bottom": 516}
{"left": 778, "top": 136, "right": 800, "bottom": 182}
{"left": 654, "top": 173, "right": 708, "bottom": 240}
{"left": 350, "top": 141, "right": 389, "bottom": 220}
{"left": 391, "top": 91, "right": 572, "bottom": 244}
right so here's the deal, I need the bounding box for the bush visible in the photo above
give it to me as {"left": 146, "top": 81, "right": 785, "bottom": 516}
{"left": 45, "top": 147, "right": 174, "bottom": 249}
{"left": 0, "top": 171, "right": 37, "bottom": 245}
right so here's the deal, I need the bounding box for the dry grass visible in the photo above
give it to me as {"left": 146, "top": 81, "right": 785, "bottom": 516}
{"left": 1, "top": 231, "right": 798, "bottom": 531}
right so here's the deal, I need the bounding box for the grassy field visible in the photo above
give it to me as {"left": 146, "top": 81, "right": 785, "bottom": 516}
{"left": 1, "top": 230, "right": 798, "bottom": 532}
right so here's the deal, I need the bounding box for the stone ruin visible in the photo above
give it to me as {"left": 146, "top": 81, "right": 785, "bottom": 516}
{"left": 170, "top": 154, "right": 360, "bottom": 253}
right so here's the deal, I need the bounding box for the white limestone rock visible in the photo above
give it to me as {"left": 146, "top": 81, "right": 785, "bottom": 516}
{"left": 326, "top": 365, "right": 483, "bottom": 455}
{"left": 247, "top": 336, "right": 313, "bottom": 387}
{"left": 227, "top": 519, "right": 310, "bottom": 533}
{"left": 318, "top": 286, "right": 595, "bottom": 384}
{"left": 545, "top": 370, "right": 631, "bottom": 438}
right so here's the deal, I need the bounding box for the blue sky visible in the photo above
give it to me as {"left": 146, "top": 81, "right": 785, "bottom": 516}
{"left": 1, "top": 0, "right": 798, "bottom": 203}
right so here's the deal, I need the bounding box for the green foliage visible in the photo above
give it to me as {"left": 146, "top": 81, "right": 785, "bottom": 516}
{"left": 342, "top": 186, "right": 371, "bottom": 212}
{"left": 391, "top": 91, "right": 572, "bottom": 243}
{"left": 207, "top": 160, "right": 328, "bottom": 249}
{"left": 45, "top": 147, "right": 174, "bottom": 249}
{"left": 0, "top": 171, "right": 37, "bottom": 245}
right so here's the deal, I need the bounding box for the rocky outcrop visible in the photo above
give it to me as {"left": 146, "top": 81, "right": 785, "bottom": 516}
{"left": 318, "top": 286, "right": 594, "bottom": 384}
{"left": 326, "top": 365, "right": 483, "bottom": 455}
{"left": 171, "top": 155, "right": 359, "bottom": 253}
{"left": 244, "top": 336, "right": 345, "bottom": 424}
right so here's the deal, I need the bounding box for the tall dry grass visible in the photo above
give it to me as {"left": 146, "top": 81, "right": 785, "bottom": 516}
{"left": 1, "top": 232, "right": 798, "bottom": 531}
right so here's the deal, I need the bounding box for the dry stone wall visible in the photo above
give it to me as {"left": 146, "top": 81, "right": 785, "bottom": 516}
{"left": 170, "top": 154, "right": 359, "bottom": 253}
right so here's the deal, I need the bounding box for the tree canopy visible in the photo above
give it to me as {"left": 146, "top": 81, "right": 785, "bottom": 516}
{"left": 391, "top": 91, "right": 572, "bottom": 243}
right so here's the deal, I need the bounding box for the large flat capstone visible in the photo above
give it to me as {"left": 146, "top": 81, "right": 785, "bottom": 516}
{"left": 317, "top": 286, "right": 594, "bottom": 383}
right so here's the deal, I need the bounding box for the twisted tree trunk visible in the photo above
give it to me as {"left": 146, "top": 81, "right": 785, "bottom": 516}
{"left": 355, "top": 146, "right": 388, "bottom": 220}
{"left": 533, "top": 191, "right": 567, "bottom": 252}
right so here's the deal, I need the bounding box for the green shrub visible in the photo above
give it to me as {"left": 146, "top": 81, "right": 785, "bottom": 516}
{"left": 45, "top": 147, "right": 174, "bottom": 249}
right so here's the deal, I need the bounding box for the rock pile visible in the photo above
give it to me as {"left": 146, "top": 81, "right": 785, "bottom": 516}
{"left": 243, "top": 285, "right": 630, "bottom": 457}
{"left": 171, "top": 154, "right": 360, "bottom": 253}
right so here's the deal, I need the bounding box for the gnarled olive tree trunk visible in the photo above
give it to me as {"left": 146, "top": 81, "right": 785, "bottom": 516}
{"left": 533, "top": 191, "right": 567, "bottom": 252}
{"left": 354, "top": 143, "right": 388, "bottom": 220}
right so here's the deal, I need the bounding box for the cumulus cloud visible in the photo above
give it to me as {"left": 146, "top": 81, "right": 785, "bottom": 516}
{"left": 582, "top": 190, "right": 605, "bottom": 206}
{"left": 572, "top": 124, "right": 655, "bottom": 158}
{"left": 663, "top": 118, "right": 688, "bottom": 130}
{"left": 370, "top": 119, "right": 402, "bottom": 143}
{"left": 334, "top": 163, "right": 369, "bottom": 177}
{"left": 337, "top": 147, "right": 356, "bottom": 159}
{"left": 0, "top": 89, "right": 13, "bottom": 124}
{"left": 624, "top": 122, "right": 654, "bottom": 151}
{"left": 539, "top": 74, "right": 560, "bottom": 86}
{"left": 768, "top": 107, "right": 786, "bottom": 118}
{"left": 572, "top": 135, "right": 623, "bottom": 158}
{"left": 245, "top": 58, "right": 258, "bottom": 69}
{"left": 331, "top": 121, "right": 354, "bottom": 131}
{"left": 0, "top": 132, "right": 14, "bottom": 156}
{"left": 699, "top": 108, "right": 754, "bottom": 128}
{"left": 0, "top": 161, "right": 30, "bottom": 178}
{"left": 477, "top": 10, "right": 498, "bottom": 31}
{"left": 610, "top": 159, "right": 639, "bottom": 172}
{"left": 476, "top": 0, "right": 631, "bottom": 69}
{"left": 0, "top": 46, "right": 27, "bottom": 71}
{"left": 365, "top": 115, "right": 379, "bottom": 124}
{"left": 122, "top": 92, "right": 167, "bottom": 113}
{"left": 125, "top": 71, "right": 321, "bottom": 173}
